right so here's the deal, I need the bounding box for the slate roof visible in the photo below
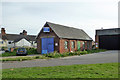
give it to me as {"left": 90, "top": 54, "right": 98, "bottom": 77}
{"left": 13, "top": 37, "right": 30, "bottom": 43}
{"left": 37, "top": 22, "right": 93, "bottom": 41}
{"left": 0, "top": 33, "right": 36, "bottom": 42}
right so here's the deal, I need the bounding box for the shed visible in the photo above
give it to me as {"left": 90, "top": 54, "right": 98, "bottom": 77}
{"left": 95, "top": 28, "right": 120, "bottom": 50}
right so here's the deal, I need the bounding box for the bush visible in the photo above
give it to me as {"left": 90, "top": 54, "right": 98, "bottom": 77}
{"left": 1, "top": 47, "right": 7, "bottom": 51}
{"left": 35, "top": 56, "right": 40, "bottom": 59}
{"left": 60, "top": 52, "right": 69, "bottom": 57}
{"left": 80, "top": 50, "right": 88, "bottom": 55}
{"left": 14, "top": 48, "right": 18, "bottom": 51}
{"left": 76, "top": 51, "right": 81, "bottom": 55}
{"left": 27, "top": 48, "right": 38, "bottom": 55}
{"left": 69, "top": 52, "right": 75, "bottom": 56}
{"left": 2, "top": 51, "right": 16, "bottom": 57}
{"left": 87, "top": 49, "right": 106, "bottom": 54}
{"left": 44, "top": 51, "right": 61, "bottom": 58}
{"left": 15, "top": 47, "right": 38, "bottom": 55}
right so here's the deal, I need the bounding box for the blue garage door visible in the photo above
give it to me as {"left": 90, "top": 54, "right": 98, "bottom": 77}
{"left": 41, "top": 38, "right": 54, "bottom": 54}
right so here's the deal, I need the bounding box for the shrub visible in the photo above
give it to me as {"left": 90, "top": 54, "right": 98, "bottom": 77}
{"left": 74, "top": 52, "right": 78, "bottom": 55}
{"left": 76, "top": 51, "right": 81, "bottom": 55}
{"left": 54, "top": 53, "right": 61, "bottom": 58}
{"left": 44, "top": 51, "right": 60, "bottom": 58}
{"left": 2, "top": 51, "right": 16, "bottom": 57}
{"left": 87, "top": 49, "right": 106, "bottom": 54}
{"left": 69, "top": 52, "right": 75, "bottom": 56}
{"left": 45, "top": 53, "right": 53, "bottom": 58}
{"left": 14, "top": 48, "right": 18, "bottom": 51}
{"left": 1, "top": 47, "right": 7, "bottom": 51}
{"left": 80, "top": 50, "right": 88, "bottom": 55}
{"left": 35, "top": 56, "right": 40, "bottom": 59}
{"left": 60, "top": 52, "right": 69, "bottom": 57}
{"left": 39, "top": 55, "right": 48, "bottom": 59}
{"left": 27, "top": 48, "right": 38, "bottom": 55}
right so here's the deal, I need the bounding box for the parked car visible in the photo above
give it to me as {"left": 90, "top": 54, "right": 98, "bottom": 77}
{"left": 16, "top": 48, "right": 27, "bottom": 56}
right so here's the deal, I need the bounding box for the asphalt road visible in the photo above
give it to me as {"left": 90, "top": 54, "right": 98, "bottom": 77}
{"left": 2, "top": 50, "right": 118, "bottom": 69}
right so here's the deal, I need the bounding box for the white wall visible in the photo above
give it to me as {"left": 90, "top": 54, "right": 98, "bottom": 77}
{"left": 15, "top": 38, "right": 31, "bottom": 47}
{"left": 0, "top": 39, "right": 7, "bottom": 48}
{"left": 7, "top": 40, "right": 14, "bottom": 48}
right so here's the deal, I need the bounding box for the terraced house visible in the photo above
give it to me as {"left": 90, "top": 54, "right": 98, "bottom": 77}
{"left": 0, "top": 28, "right": 37, "bottom": 49}
{"left": 37, "top": 22, "right": 93, "bottom": 54}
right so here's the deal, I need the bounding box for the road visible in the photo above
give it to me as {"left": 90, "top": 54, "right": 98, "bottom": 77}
{"left": 2, "top": 50, "right": 118, "bottom": 69}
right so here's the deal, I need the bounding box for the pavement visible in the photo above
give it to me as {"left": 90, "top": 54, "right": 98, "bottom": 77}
{"left": 2, "top": 50, "right": 118, "bottom": 69}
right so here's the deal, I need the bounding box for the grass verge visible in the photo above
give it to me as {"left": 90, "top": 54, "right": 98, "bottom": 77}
{"left": 1, "top": 49, "right": 107, "bottom": 62}
{"left": 1, "top": 55, "right": 49, "bottom": 62}
{"left": 87, "top": 49, "right": 107, "bottom": 54}
{"left": 1, "top": 51, "right": 16, "bottom": 57}
{"left": 2, "top": 63, "right": 118, "bottom": 78}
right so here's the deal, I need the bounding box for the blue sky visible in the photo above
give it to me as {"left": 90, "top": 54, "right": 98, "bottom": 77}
{"left": 1, "top": 0, "right": 118, "bottom": 40}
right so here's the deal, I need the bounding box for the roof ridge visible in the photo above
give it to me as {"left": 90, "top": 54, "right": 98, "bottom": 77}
{"left": 47, "top": 22, "right": 82, "bottom": 30}
{"left": 96, "top": 28, "right": 120, "bottom": 31}
{"left": 36, "top": 22, "right": 93, "bottom": 41}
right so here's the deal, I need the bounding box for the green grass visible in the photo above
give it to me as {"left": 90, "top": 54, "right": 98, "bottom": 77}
{"left": 1, "top": 49, "right": 106, "bottom": 57}
{"left": 2, "top": 63, "right": 118, "bottom": 78}
{"left": 1, "top": 49, "right": 107, "bottom": 62}
{"left": 87, "top": 49, "right": 107, "bottom": 54}
{"left": 1, "top": 51, "right": 16, "bottom": 57}
{"left": 1, "top": 55, "right": 49, "bottom": 62}
{"left": 1, "top": 48, "right": 38, "bottom": 57}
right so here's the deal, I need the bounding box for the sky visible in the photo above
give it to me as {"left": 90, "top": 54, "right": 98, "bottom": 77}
{"left": 1, "top": 0, "right": 119, "bottom": 41}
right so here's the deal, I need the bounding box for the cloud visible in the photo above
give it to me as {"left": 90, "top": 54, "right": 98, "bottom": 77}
{"left": 1, "top": 1, "right": 118, "bottom": 40}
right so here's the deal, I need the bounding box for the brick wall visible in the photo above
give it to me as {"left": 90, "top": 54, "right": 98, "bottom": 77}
{"left": 59, "top": 39, "right": 92, "bottom": 53}
{"left": 37, "top": 37, "right": 41, "bottom": 53}
{"left": 59, "top": 39, "right": 69, "bottom": 53}
{"left": 95, "top": 35, "right": 99, "bottom": 49}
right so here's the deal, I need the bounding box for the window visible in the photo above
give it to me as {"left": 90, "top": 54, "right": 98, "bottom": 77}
{"left": 8, "top": 41, "right": 11, "bottom": 44}
{"left": 71, "top": 41, "right": 75, "bottom": 49}
{"left": 64, "top": 41, "right": 68, "bottom": 49}
{"left": 31, "top": 41, "right": 33, "bottom": 45}
{"left": 0, "top": 41, "right": 3, "bottom": 44}
{"left": 87, "top": 42, "right": 89, "bottom": 49}
{"left": 83, "top": 42, "right": 85, "bottom": 49}
{"left": 43, "top": 27, "right": 50, "bottom": 32}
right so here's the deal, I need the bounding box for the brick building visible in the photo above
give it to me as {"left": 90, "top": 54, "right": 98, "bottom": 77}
{"left": 36, "top": 22, "right": 93, "bottom": 54}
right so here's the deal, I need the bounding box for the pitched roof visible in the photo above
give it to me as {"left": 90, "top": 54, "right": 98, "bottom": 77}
{"left": 13, "top": 37, "right": 31, "bottom": 43}
{"left": 0, "top": 33, "right": 36, "bottom": 42}
{"left": 39, "top": 22, "right": 92, "bottom": 40}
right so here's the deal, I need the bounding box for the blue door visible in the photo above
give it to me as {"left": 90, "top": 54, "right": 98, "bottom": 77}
{"left": 41, "top": 38, "right": 54, "bottom": 54}
{"left": 41, "top": 38, "right": 47, "bottom": 54}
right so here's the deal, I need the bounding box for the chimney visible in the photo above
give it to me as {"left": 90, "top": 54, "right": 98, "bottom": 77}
{"left": 1, "top": 28, "right": 6, "bottom": 35}
{"left": 22, "top": 30, "right": 27, "bottom": 35}
{"left": 101, "top": 27, "right": 103, "bottom": 30}
{"left": 20, "top": 33, "right": 23, "bottom": 35}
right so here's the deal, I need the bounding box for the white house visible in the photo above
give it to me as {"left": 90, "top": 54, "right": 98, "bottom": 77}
{"left": 14, "top": 38, "right": 31, "bottom": 47}
{"left": 13, "top": 37, "right": 37, "bottom": 48}
{"left": 0, "top": 28, "right": 37, "bottom": 48}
